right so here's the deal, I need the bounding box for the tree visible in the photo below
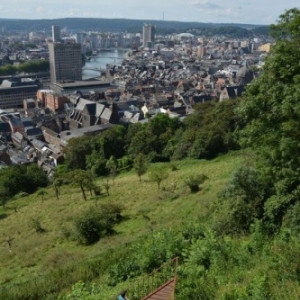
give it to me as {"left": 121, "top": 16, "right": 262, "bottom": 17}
{"left": 172, "top": 100, "right": 240, "bottom": 160}
{"left": 25, "top": 164, "right": 48, "bottom": 193}
{"left": 70, "top": 170, "right": 94, "bottom": 201}
{"left": 37, "top": 188, "right": 48, "bottom": 203}
{"left": 236, "top": 8, "right": 300, "bottom": 232}
{"left": 0, "top": 187, "right": 9, "bottom": 208}
{"left": 53, "top": 177, "right": 63, "bottom": 200}
{"left": 148, "top": 167, "right": 169, "bottom": 190}
{"left": 106, "top": 156, "right": 118, "bottom": 182}
{"left": 126, "top": 114, "right": 181, "bottom": 162}
{"left": 134, "top": 153, "right": 147, "bottom": 182}
{"left": 0, "top": 164, "right": 48, "bottom": 206}
{"left": 63, "top": 136, "right": 93, "bottom": 170}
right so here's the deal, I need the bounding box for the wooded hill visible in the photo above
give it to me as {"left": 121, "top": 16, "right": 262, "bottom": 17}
{"left": 0, "top": 17, "right": 269, "bottom": 37}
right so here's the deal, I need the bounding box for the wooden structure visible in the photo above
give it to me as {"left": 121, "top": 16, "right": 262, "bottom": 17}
{"left": 114, "top": 257, "right": 178, "bottom": 300}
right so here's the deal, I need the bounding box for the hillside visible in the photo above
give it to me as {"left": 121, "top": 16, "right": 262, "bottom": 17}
{"left": 0, "top": 151, "right": 244, "bottom": 299}
{"left": 0, "top": 17, "right": 269, "bottom": 37}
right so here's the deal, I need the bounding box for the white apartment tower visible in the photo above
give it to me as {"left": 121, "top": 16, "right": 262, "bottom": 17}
{"left": 52, "top": 25, "right": 61, "bottom": 42}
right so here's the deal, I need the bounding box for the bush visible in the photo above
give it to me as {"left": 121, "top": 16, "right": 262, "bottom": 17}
{"left": 184, "top": 174, "right": 208, "bottom": 193}
{"left": 170, "top": 162, "right": 179, "bottom": 171}
{"left": 73, "top": 210, "right": 104, "bottom": 245}
{"left": 31, "top": 218, "right": 45, "bottom": 233}
{"left": 73, "top": 203, "right": 123, "bottom": 245}
{"left": 215, "top": 166, "right": 268, "bottom": 235}
{"left": 93, "top": 185, "right": 101, "bottom": 196}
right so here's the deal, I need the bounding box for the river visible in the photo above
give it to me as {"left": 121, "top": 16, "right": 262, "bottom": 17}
{"left": 82, "top": 49, "right": 128, "bottom": 80}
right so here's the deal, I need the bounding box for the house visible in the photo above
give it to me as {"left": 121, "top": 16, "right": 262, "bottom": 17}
{"left": 219, "top": 86, "right": 245, "bottom": 101}
{"left": 0, "top": 121, "right": 12, "bottom": 140}
{"left": 11, "top": 132, "right": 27, "bottom": 148}
{"left": 25, "top": 127, "right": 44, "bottom": 141}
{"left": 68, "top": 98, "right": 119, "bottom": 129}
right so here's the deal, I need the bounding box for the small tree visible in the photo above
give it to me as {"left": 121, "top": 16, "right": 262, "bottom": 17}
{"left": 106, "top": 156, "right": 118, "bottom": 182}
{"left": 37, "top": 188, "right": 47, "bottom": 203}
{"left": 184, "top": 174, "right": 208, "bottom": 193}
{"left": 149, "top": 168, "right": 169, "bottom": 190}
{"left": 70, "top": 170, "right": 94, "bottom": 201}
{"left": 53, "top": 177, "right": 63, "bottom": 200}
{"left": 104, "top": 179, "right": 110, "bottom": 196}
{"left": 134, "top": 153, "right": 147, "bottom": 182}
{"left": 0, "top": 188, "right": 9, "bottom": 208}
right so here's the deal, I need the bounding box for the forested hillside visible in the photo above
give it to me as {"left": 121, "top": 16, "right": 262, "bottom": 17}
{"left": 0, "top": 17, "right": 268, "bottom": 37}
{"left": 0, "top": 7, "right": 300, "bottom": 300}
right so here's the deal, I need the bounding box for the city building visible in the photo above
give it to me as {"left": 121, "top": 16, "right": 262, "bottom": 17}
{"left": 142, "top": 24, "right": 155, "bottom": 48}
{"left": 51, "top": 25, "right": 61, "bottom": 43}
{"left": 50, "top": 80, "right": 115, "bottom": 95}
{"left": 0, "top": 78, "right": 40, "bottom": 109}
{"left": 48, "top": 41, "right": 82, "bottom": 83}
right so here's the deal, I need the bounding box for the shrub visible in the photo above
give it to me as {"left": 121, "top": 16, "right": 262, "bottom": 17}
{"left": 31, "top": 218, "right": 45, "bottom": 233}
{"left": 215, "top": 166, "right": 268, "bottom": 235}
{"left": 73, "top": 210, "right": 104, "bottom": 245}
{"left": 170, "top": 162, "right": 179, "bottom": 171}
{"left": 93, "top": 185, "right": 101, "bottom": 196}
{"left": 184, "top": 174, "right": 208, "bottom": 193}
{"left": 73, "top": 203, "right": 123, "bottom": 245}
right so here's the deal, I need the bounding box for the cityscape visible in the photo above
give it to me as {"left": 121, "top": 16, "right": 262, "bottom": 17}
{"left": 0, "top": 21, "right": 272, "bottom": 171}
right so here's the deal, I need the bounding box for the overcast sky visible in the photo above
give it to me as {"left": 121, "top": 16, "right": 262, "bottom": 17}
{"left": 0, "top": 0, "right": 299, "bottom": 25}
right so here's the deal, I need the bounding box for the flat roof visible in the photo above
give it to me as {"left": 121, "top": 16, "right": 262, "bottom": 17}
{"left": 53, "top": 80, "right": 112, "bottom": 89}
{"left": 59, "top": 123, "right": 115, "bottom": 144}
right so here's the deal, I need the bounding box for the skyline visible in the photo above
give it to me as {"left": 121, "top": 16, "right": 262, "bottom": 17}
{"left": 0, "top": 1, "right": 299, "bottom": 25}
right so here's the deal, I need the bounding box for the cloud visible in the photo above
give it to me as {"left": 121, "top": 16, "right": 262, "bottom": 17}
{"left": 190, "top": 0, "right": 221, "bottom": 9}
{"left": 189, "top": 0, "right": 245, "bottom": 21}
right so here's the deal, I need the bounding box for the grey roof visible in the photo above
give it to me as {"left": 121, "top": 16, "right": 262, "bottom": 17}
{"left": 96, "top": 103, "right": 105, "bottom": 116}
{"left": 26, "top": 127, "right": 43, "bottom": 137}
{"left": 100, "top": 107, "right": 112, "bottom": 122}
{"left": 59, "top": 123, "right": 114, "bottom": 143}
{"left": 0, "top": 121, "right": 11, "bottom": 133}
{"left": 31, "top": 138, "right": 45, "bottom": 150}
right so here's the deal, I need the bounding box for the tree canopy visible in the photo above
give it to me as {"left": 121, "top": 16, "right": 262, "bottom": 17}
{"left": 236, "top": 8, "right": 300, "bottom": 232}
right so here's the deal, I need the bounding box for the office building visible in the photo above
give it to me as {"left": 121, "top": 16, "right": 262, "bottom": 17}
{"left": 142, "top": 24, "right": 155, "bottom": 47}
{"left": 0, "top": 78, "right": 40, "bottom": 109}
{"left": 48, "top": 41, "right": 82, "bottom": 83}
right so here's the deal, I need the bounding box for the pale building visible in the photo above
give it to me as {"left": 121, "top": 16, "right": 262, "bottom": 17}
{"left": 51, "top": 25, "right": 61, "bottom": 42}
{"left": 143, "top": 24, "right": 155, "bottom": 47}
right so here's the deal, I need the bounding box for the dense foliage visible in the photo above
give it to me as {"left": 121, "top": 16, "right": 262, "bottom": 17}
{"left": 236, "top": 8, "right": 300, "bottom": 234}
{"left": 0, "top": 164, "right": 48, "bottom": 206}
{"left": 0, "top": 60, "right": 49, "bottom": 76}
{"left": 72, "top": 203, "right": 123, "bottom": 245}
{"left": 62, "top": 101, "right": 239, "bottom": 178}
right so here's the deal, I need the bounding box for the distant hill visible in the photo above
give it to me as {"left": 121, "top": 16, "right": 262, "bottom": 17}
{"left": 0, "top": 18, "right": 269, "bottom": 37}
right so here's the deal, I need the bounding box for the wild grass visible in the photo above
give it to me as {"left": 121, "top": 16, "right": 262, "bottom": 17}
{"left": 0, "top": 151, "right": 245, "bottom": 298}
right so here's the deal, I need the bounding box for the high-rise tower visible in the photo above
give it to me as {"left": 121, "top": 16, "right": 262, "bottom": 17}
{"left": 51, "top": 25, "right": 61, "bottom": 43}
{"left": 48, "top": 26, "right": 82, "bottom": 83}
{"left": 142, "top": 24, "right": 155, "bottom": 48}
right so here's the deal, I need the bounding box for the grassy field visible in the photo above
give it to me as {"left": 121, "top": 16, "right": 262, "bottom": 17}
{"left": 0, "top": 151, "right": 245, "bottom": 294}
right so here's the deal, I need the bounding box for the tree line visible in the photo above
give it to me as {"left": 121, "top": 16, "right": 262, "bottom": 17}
{"left": 0, "top": 60, "right": 49, "bottom": 76}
